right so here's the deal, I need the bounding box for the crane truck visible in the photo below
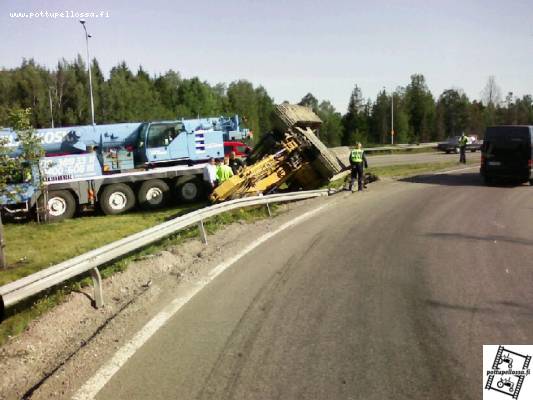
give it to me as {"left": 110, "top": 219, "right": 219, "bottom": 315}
{"left": 210, "top": 104, "right": 343, "bottom": 202}
{"left": 0, "top": 116, "right": 249, "bottom": 221}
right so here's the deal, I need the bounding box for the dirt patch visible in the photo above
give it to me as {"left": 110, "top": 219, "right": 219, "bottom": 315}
{"left": 0, "top": 197, "right": 334, "bottom": 400}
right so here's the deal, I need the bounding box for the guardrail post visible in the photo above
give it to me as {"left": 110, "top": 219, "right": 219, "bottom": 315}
{"left": 197, "top": 220, "right": 208, "bottom": 245}
{"left": 266, "top": 203, "right": 272, "bottom": 217}
{"left": 90, "top": 268, "right": 104, "bottom": 308}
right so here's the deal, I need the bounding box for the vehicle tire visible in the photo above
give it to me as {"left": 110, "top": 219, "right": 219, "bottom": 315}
{"left": 445, "top": 150, "right": 451, "bottom": 154}
{"left": 176, "top": 179, "right": 203, "bottom": 203}
{"left": 530, "top": 179, "right": 533, "bottom": 186}
{"left": 38, "top": 190, "right": 76, "bottom": 222}
{"left": 137, "top": 179, "right": 170, "bottom": 210}
{"left": 99, "top": 183, "right": 136, "bottom": 215}
{"left": 470, "top": 149, "right": 476, "bottom": 153}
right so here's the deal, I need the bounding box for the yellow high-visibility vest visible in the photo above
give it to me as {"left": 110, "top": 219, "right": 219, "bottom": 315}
{"left": 350, "top": 149, "right": 364, "bottom": 163}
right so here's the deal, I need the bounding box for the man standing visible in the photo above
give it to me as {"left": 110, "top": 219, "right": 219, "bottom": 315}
{"left": 349, "top": 142, "right": 369, "bottom": 192}
{"left": 202, "top": 157, "right": 217, "bottom": 194}
{"left": 458, "top": 132, "right": 468, "bottom": 164}
{"left": 216, "top": 157, "right": 234, "bottom": 184}
{"left": 228, "top": 151, "right": 244, "bottom": 175}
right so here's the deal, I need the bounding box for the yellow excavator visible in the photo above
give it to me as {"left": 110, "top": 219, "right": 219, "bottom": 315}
{"left": 210, "top": 104, "right": 344, "bottom": 202}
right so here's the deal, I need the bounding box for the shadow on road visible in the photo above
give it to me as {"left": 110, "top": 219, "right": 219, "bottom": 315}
{"left": 425, "top": 232, "right": 533, "bottom": 247}
{"left": 400, "top": 172, "right": 527, "bottom": 188}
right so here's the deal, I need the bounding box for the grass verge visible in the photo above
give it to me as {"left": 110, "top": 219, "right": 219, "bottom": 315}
{"left": 0, "top": 204, "right": 280, "bottom": 346}
{"left": 0, "top": 203, "right": 205, "bottom": 286}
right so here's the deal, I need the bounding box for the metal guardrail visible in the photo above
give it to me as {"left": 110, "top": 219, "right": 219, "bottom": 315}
{"left": 0, "top": 189, "right": 329, "bottom": 319}
{"left": 364, "top": 142, "right": 439, "bottom": 152}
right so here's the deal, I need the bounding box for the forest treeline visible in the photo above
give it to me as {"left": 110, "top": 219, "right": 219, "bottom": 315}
{"left": 1, "top": 57, "right": 532, "bottom": 146}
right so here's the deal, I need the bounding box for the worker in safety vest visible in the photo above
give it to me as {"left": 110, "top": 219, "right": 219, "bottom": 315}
{"left": 216, "top": 157, "right": 234, "bottom": 184}
{"left": 228, "top": 151, "right": 244, "bottom": 175}
{"left": 349, "top": 142, "right": 369, "bottom": 192}
{"left": 458, "top": 132, "right": 468, "bottom": 164}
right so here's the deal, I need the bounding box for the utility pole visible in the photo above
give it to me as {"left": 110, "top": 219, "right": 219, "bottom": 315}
{"left": 80, "top": 19, "right": 95, "bottom": 126}
{"left": 391, "top": 92, "right": 394, "bottom": 145}
{"left": 48, "top": 87, "right": 54, "bottom": 128}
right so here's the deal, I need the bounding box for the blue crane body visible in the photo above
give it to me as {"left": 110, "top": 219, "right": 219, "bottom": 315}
{"left": 0, "top": 116, "right": 249, "bottom": 221}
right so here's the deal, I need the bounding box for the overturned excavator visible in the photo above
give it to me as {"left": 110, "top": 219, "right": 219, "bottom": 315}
{"left": 210, "top": 104, "right": 344, "bottom": 202}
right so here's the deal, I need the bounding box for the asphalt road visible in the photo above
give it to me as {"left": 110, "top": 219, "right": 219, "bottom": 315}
{"left": 329, "top": 147, "right": 480, "bottom": 168}
{"left": 95, "top": 168, "right": 532, "bottom": 400}
{"left": 368, "top": 151, "right": 479, "bottom": 167}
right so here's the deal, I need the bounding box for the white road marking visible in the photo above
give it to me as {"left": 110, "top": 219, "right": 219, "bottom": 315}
{"left": 73, "top": 202, "right": 330, "bottom": 400}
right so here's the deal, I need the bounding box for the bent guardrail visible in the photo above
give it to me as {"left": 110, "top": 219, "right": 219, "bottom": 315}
{"left": 0, "top": 189, "right": 329, "bottom": 319}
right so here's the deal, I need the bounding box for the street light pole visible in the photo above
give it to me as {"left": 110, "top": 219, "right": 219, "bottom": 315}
{"left": 48, "top": 87, "right": 54, "bottom": 128}
{"left": 391, "top": 92, "right": 394, "bottom": 145}
{"left": 79, "top": 19, "right": 95, "bottom": 125}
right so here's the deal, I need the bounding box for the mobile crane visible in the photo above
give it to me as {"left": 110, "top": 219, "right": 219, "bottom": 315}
{"left": 0, "top": 116, "right": 249, "bottom": 221}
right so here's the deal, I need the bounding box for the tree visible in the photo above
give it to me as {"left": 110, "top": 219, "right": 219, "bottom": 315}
{"left": 481, "top": 76, "right": 502, "bottom": 106}
{"left": 0, "top": 108, "right": 43, "bottom": 268}
{"left": 370, "top": 90, "right": 390, "bottom": 144}
{"left": 391, "top": 89, "right": 410, "bottom": 144}
{"left": 254, "top": 86, "right": 275, "bottom": 137}
{"left": 227, "top": 80, "right": 261, "bottom": 137}
{"left": 175, "top": 77, "right": 223, "bottom": 118}
{"left": 342, "top": 85, "right": 369, "bottom": 145}
{"left": 298, "top": 93, "right": 319, "bottom": 113}
{"left": 7, "top": 108, "right": 44, "bottom": 161}
{"left": 467, "top": 100, "right": 485, "bottom": 137}
{"left": 481, "top": 76, "right": 502, "bottom": 127}
{"left": 515, "top": 95, "right": 533, "bottom": 124}
{"left": 435, "top": 89, "right": 470, "bottom": 139}
{"left": 154, "top": 70, "right": 182, "bottom": 114}
{"left": 404, "top": 74, "right": 436, "bottom": 142}
{"left": 316, "top": 101, "right": 343, "bottom": 146}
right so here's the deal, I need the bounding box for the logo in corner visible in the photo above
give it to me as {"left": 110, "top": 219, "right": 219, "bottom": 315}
{"left": 484, "top": 345, "right": 532, "bottom": 399}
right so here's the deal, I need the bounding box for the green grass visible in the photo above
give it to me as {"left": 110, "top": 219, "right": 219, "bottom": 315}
{"left": 0, "top": 204, "right": 279, "bottom": 346}
{"left": 0, "top": 203, "right": 205, "bottom": 286}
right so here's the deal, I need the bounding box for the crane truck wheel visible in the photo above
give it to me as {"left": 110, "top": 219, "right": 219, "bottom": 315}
{"left": 138, "top": 179, "right": 170, "bottom": 210}
{"left": 176, "top": 179, "right": 203, "bottom": 203}
{"left": 100, "top": 183, "right": 136, "bottom": 215}
{"left": 38, "top": 190, "right": 77, "bottom": 222}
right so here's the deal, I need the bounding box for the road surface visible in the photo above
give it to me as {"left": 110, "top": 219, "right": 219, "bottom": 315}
{"left": 92, "top": 168, "right": 532, "bottom": 400}
{"left": 329, "top": 146, "right": 481, "bottom": 168}
{"left": 368, "top": 151, "right": 479, "bottom": 167}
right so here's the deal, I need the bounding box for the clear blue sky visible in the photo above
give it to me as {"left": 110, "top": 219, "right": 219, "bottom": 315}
{"left": 1, "top": 0, "right": 532, "bottom": 111}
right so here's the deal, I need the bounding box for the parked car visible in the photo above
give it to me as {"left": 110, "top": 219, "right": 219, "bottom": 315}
{"left": 224, "top": 141, "right": 252, "bottom": 158}
{"left": 437, "top": 135, "right": 482, "bottom": 153}
{"left": 481, "top": 125, "right": 532, "bottom": 185}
